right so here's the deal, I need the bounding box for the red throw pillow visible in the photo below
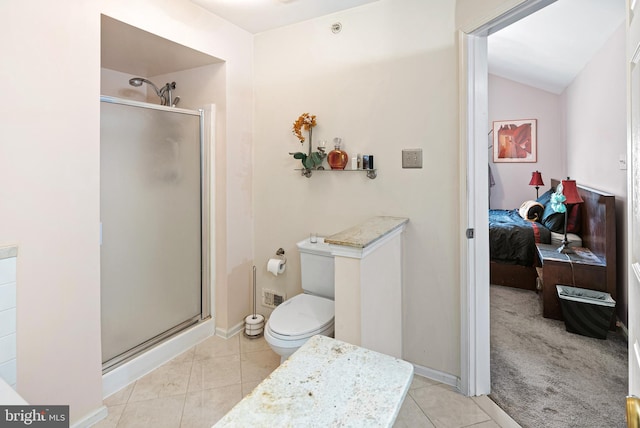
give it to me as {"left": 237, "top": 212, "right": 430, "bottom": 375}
{"left": 566, "top": 203, "right": 581, "bottom": 234}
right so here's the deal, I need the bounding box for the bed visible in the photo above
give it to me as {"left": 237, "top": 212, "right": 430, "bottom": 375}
{"left": 489, "top": 179, "right": 616, "bottom": 296}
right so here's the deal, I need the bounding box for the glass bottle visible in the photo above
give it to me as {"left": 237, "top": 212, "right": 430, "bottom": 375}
{"left": 328, "top": 137, "right": 349, "bottom": 170}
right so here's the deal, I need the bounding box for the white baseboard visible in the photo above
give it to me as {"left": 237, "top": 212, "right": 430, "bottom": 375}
{"left": 215, "top": 320, "right": 245, "bottom": 339}
{"left": 102, "top": 319, "right": 215, "bottom": 398}
{"left": 411, "top": 363, "right": 459, "bottom": 390}
{"left": 71, "top": 405, "right": 108, "bottom": 428}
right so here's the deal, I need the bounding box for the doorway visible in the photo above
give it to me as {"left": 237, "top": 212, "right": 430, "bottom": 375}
{"left": 461, "top": 0, "right": 557, "bottom": 396}
{"left": 465, "top": 2, "right": 625, "bottom": 404}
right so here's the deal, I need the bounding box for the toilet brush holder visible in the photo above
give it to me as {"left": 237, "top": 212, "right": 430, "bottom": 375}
{"left": 244, "top": 265, "right": 265, "bottom": 339}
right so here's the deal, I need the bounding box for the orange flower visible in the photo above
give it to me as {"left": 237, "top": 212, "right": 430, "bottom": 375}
{"left": 292, "top": 113, "right": 317, "bottom": 143}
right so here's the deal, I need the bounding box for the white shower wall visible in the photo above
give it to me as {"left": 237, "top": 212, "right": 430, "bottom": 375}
{"left": 0, "top": 246, "right": 17, "bottom": 389}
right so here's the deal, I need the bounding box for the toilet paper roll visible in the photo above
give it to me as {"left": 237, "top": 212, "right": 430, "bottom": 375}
{"left": 267, "top": 258, "right": 286, "bottom": 276}
{"left": 244, "top": 314, "right": 264, "bottom": 337}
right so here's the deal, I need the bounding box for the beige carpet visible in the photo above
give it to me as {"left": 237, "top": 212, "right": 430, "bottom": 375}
{"left": 489, "top": 284, "right": 628, "bottom": 428}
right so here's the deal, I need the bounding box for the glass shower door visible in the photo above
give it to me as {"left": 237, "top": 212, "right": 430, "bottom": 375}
{"left": 100, "top": 97, "right": 203, "bottom": 368}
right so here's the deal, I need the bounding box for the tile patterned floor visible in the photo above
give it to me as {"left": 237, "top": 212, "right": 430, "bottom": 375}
{"left": 94, "top": 334, "right": 519, "bottom": 428}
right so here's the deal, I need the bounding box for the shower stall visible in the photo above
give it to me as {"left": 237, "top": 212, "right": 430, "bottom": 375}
{"left": 100, "top": 95, "right": 210, "bottom": 372}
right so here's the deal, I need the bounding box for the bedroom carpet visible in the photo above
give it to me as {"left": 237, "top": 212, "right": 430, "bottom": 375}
{"left": 489, "top": 284, "right": 628, "bottom": 428}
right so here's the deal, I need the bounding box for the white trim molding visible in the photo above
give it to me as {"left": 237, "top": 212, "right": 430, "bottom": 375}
{"left": 412, "top": 363, "right": 459, "bottom": 390}
{"left": 459, "top": 0, "right": 555, "bottom": 397}
{"left": 102, "top": 319, "right": 214, "bottom": 398}
{"left": 71, "top": 406, "right": 108, "bottom": 428}
{"left": 215, "top": 320, "right": 245, "bottom": 339}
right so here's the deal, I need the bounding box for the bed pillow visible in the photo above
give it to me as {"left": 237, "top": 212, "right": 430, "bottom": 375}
{"left": 541, "top": 205, "right": 564, "bottom": 233}
{"left": 535, "top": 187, "right": 564, "bottom": 233}
{"left": 541, "top": 190, "right": 566, "bottom": 233}
{"left": 519, "top": 200, "right": 544, "bottom": 222}
{"left": 536, "top": 188, "right": 554, "bottom": 206}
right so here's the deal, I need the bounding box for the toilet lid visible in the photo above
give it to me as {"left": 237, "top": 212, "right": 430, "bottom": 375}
{"left": 269, "top": 294, "right": 334, "bottom": 338}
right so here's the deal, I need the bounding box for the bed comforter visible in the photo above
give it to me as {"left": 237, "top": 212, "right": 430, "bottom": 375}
{"left": 489, "top": 209, "right": 551, "bottom": 266}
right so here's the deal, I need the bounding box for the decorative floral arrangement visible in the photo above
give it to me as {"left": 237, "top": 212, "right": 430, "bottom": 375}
{"left": 292, "top": 113, "right": 316, "bottom": 143}
{"left": 289, "top": 112, "right": 325, "bottom": 171}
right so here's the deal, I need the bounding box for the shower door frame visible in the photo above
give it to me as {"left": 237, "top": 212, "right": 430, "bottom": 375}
{"left": 100, "top": 95, "right": 211, "bottom": 372}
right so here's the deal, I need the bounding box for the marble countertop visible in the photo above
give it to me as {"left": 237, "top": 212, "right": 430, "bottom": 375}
{"left": 214, "top": 335, "right": 414, "bottom": 427}
{"left": 324, "top": 216, "right": 409, "bottom": 249}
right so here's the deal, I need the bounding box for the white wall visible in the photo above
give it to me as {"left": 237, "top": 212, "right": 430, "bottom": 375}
{"left": 563, "top": 23, "right": 627, "bottom": 323}
{"left": 254, "top": 0, "right": 461, "bottom": 376}
{"left": 0, "top": 1, "right": 103, "bottom": 421}
{"left": 488, "top": 75, "right": 564, "bottom": 209}
{"left": 563, "top": 24, "right": 626, "bottom": 197}
{"left": 0, "top": 0, "right": 560, "bottom": 420}
{"left": 0, "top": 0, "right": 253, "bottom": 423}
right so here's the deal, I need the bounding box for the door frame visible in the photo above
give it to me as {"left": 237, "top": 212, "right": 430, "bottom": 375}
{"left": 627, "top": 0, "right": 639, "bottom": 402}
{"left": 460, "top": 0, "right": 557, "bottom": 396}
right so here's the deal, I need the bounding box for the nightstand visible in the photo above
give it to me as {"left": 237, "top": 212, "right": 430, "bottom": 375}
{"left": 535, "top": 243, "right": 607, "bottom": 320}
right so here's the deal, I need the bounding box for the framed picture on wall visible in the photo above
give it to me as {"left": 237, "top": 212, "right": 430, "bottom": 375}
{"left": 492, "top": 119, "right": 537, "bottom": 163}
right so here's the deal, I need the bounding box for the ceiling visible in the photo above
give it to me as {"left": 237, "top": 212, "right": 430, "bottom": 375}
{"left": 101, "top": 15, "right": 222, "bottom": 77}
{"left": 190, "top": 0, "right": 379, "bottom": 34}
{"left": 191, "top": 0, "right": 625, "bottom": 95}
{"left": 488, "top": 0, "right": 626, "bottom": 94}
{"left": 103, "top": 1, "right": 625, "bottom": 94}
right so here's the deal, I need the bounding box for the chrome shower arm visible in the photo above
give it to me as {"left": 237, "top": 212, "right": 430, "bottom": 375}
{"left": 129, "top": 77, "right": 178, "bottom": 107}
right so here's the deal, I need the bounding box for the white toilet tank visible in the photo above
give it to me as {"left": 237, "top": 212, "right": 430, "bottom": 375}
{"left": 297, "top": 237, "right": 335, "bottom": 299}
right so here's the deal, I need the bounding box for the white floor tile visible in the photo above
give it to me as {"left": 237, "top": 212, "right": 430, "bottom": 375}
{"left": 180, "top": 384, "right": 242, "bottom": 428}
{"left": 240, "top": 349, "right": 280, "bottom": 383}
{"left": 129, "top": 360, "right": 193, "bottom": 403}
{"left": 409, "top": 384, "right": 491, "bottom": 428}
{"left": 393, "top": 395, "right": 435, "bottom": 428}
{"left": 188, "top": 354, "right": 241, "bottom": 392}
{"left": 117, "top": 395, "right": 185, "bottom": 428}
{"left": 97, "top": 333, "right": 507, "bottom": 428}
{"left": 194, "top": 335, "right": 239, "bottom": 361}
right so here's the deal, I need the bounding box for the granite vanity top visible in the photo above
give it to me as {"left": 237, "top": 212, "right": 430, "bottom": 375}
{"left": 324, "top": 216, "right": 409, "bottom": 249}
{"left": 214, "top": 335, "right": 414, "bottom": 427}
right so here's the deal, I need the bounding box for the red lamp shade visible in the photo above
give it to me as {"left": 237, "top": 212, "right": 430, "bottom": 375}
{"left": 561, "top": 179, "right": 584, "bottom": 205}
{"left": 529, "top": 171, "right": 544, "bottom": 187}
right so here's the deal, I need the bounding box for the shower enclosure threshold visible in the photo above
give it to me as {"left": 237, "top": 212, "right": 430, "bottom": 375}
{"left": 102, "top": 317, "right": 214, "bottom": 398}
{"left": 102, "top": 315, "right": 202, "bottom": 374}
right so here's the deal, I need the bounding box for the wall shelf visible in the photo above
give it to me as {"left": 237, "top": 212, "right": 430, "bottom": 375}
{"left": 296, "top": 168, "right": 377, "bottom": 179}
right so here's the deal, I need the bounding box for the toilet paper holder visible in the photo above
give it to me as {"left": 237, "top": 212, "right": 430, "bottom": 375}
{"left": 276, "top": 248, "right": 287, "bottom": 265}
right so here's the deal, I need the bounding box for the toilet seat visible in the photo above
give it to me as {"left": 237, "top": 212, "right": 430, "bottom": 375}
{"left": 267, "top": 293, "right": 334, "bottom": 341}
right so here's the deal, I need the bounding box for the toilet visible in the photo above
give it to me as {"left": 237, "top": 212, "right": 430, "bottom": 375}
{"left": 264, "top": 237, "right": 335, "bottom": 362}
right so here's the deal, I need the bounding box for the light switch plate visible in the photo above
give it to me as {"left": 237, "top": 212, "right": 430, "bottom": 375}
{"left": 402, "top": 149, "right": 422, "bottom": 168}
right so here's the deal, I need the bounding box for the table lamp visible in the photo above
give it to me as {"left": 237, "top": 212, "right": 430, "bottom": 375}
{"left": 557, "top": 178, "right": 584, "bottom": 253}
{"left": 529, "top": 171, "right": 544, "bottom": 198}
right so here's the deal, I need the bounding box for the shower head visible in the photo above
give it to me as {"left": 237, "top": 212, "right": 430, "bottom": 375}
{"left": 129, "top": 77, "right": 161, "bottom": 94}
{"left": 128, "top": 77, "right": 144, "bottom": 87}
{"left": 128, "top": 77, "right": 177, "bottom": 106}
